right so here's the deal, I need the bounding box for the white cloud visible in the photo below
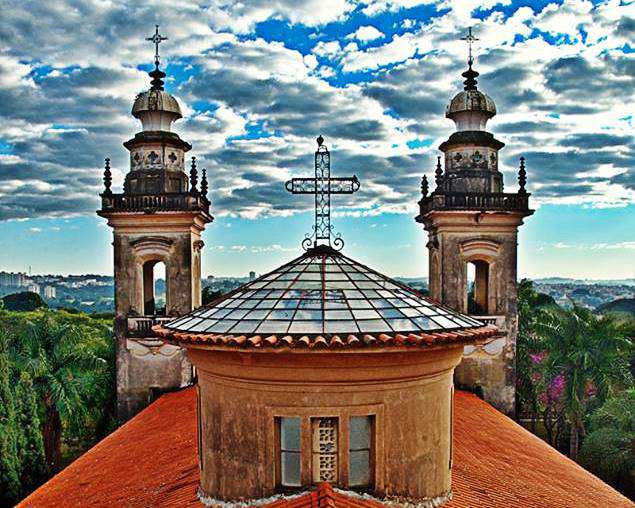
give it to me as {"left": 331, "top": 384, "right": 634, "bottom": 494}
{"left": 346, "top": 25, "right": 384, "bottom": 42}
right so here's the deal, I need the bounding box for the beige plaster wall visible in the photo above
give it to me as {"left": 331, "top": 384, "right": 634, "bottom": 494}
{"left": 187, "top": 346, "right": 463, "bottom": 504}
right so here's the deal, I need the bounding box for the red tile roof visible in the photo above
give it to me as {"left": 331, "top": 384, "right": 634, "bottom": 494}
{"left": 20, "top": 388, "right": 633, "bottom": 508}
{"left": 154, "top": 325, "right": 498, "bottom": 349}
{"left": 265, "top": 482, "right": 384, "bottom": 508}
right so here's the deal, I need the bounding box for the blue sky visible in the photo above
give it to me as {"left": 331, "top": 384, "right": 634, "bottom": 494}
{"left": 0, "top": 0, "right": 633, "bottom": 279}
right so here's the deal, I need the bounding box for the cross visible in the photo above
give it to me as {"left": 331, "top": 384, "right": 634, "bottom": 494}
{"left": 146, "top": 25, "right": 168, "bottom": 67}
{"left": 461, "top": 26, "right": 479, "bottom": 66}
{"left": 285, "top": 136, "right": 360, "bottom": 251}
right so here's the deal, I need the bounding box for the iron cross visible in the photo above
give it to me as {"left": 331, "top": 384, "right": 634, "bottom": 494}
{"left": 285, "top": 136, "right": 360, "bottom": 251}
{"left": 461, "top": 26, "right": 479, "bottom": 65}
{"left": 146, "top": 25, "right": 168, "bottom": 67}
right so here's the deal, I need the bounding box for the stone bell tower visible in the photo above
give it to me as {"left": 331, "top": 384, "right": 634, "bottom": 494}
{"left": 98, "top": 27, "right": 213, "bottom": 421}
{"left": 415, "top": 32, "right": 533, "bottom": 415}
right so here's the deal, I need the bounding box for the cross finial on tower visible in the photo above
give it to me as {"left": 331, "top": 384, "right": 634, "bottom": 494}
{"left": 285, "top": 136, "right": 360, "bottom": 251}
{"left": 460, "top": 27, "right": 480, "bottom": 91}
{"left": 146, "top": 25, "right": 168, "bottom": 69}
{"left": 461, "top": 26, "right": 479, "bottom": 67}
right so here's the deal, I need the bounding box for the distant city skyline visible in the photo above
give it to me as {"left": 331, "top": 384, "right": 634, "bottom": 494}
{"left": 0, "top": 1, "right": 633, "bottom": 280}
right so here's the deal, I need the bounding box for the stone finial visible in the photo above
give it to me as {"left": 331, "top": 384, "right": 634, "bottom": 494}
{"left": 518, "top": 156, "right": 527, "bottom": 194}
{"left": 435, "top": 156, "right": 443, "bottom": 188}
{"left": 103, "top": 158, "right": 112, "bottom": 195}
{"left": 190, "top": 156, "right": 198, "bottom": 194}
{"left": 421, "top": 175, "right": 429, "bottom": 198}
{"left": 201, "top": 168, "right": 210, "bottom": 205}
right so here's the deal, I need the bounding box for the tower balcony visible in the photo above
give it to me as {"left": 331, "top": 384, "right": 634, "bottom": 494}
{"left": 99, "top": 192, "right": 210, "bottom": 214}
{"left": 127, "top": 316, "right": 174, "bottom": 338}
{"left": 417, "top": 191, "right": 530, "bottom": 218}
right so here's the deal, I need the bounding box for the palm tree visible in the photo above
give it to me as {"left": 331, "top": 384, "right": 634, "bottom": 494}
{"left": 8, "top": 312, "right": 110, "bottom": 471}
{"left": 534, "top": 304, "right": 633, "bottom": 459}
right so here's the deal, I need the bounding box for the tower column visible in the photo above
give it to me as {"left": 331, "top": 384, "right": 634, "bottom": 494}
{"left": 98, "top": 27, "right": 213, "bottom": 421}
{"left": 415, "top": 33, "right": 532, "bottom": 415}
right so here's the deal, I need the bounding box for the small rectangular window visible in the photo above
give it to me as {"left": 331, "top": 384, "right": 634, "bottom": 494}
{"left": 311, "top": 417, "right": 338, "bottom": 484}
{"left": 280, "top": 417, "right": 301, "bottom": 487}
{"left": 349, "top": 416, "right": 373, "bottom": 487}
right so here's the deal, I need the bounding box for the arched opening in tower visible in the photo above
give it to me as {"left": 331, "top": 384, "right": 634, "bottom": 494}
{"left": 142, "top": 260, "right": 167, "bottom": 316}
{"left": 466, "top": 260, "right": 489, "bottom": 315}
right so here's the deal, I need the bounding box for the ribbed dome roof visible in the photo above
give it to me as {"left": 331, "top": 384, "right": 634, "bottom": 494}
{"left": 446, "top": 89, "right": 496, "bottom": 119}
{"left": 132, "top": 89, "right": 182, "bottom": 119}
{"left": 163, "top": 245, "right": 484, "bottom": 338}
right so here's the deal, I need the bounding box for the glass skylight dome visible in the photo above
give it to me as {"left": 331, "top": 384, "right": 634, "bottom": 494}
{"left": 164, "top": 244, "right": 483, "bottom": 337}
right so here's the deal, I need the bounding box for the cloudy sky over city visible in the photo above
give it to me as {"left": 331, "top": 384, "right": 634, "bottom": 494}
{"left": 0, "top": 0, "right": 633, "bottom": 279}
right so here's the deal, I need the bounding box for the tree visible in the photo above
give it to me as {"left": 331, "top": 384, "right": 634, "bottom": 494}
{"left": 14, "top": 372, "right": 48, "bottom": 494}
{"left": 0, "top": 335, "right": 20, "bottom": 506}
{"left": 8, "top": 312, "right": 111, "bottom": 471}
{"left": 202, "top": 286, "right": 223, "bottom": 305}
{"left": 515, "top": 279, "right": 556, "bottom": 426}
{"left": 534, "top": 304, "right": 633, "bottom": 459}
{"left": 579, "top": 390, "right": 635, "bottom": 497}
{"left": 2, "top": 292, "right": 47, "bottom": 312}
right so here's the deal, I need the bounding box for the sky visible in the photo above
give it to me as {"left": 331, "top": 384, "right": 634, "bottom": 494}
{"left": 0, "top": 0, "right": 633, "bottom": 279}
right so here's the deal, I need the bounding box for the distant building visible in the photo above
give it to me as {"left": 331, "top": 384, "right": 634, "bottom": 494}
{"left": 249, "top": 270, "right": 256, "bottom": 281}
{"left": 43, "top": 286, "right": 57, "bottom": 299}
{"left": 27, "top": 283, "right": 40, "bottom": 295}
{"left": 0, "top": 271, "right": 27, "bottom": 287}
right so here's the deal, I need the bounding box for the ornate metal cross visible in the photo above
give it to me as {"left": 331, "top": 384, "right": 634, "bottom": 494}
{"left": 146, "top": 25, "right": 168, "bottom": 67}
{"left": 285, "top": 136, "right": 360, "bottom": 251}
{"left": 461, "top": 26, "right": 479, "bottom": 65}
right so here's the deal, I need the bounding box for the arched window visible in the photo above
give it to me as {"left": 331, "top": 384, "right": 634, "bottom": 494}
{"left": 142, "top": 260, "right": 167, "bottom": 315}
{"left": 466, "top": 260, "right": 489, "bottom": 315}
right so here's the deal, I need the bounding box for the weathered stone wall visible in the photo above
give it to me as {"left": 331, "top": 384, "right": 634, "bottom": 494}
{"left": 188, "top": 346, "right": 463, "bottom": 503}
{"left": 108, "top": 216, "right": 207, "bottom": 422}
{"left": 424, "top": 211, "right": 525, "bottom": 416}
{"left": 114, "top": 316, "right": 193, "bottom": 420}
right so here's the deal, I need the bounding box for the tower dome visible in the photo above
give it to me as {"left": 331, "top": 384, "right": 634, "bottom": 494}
{"left": 131, "top": 69, "right": 182, "bottom": 132}
{"left": 446, "top": 63, "right": 496, "bottom": 131}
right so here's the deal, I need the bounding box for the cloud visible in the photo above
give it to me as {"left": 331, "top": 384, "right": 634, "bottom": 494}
{"left": 0, "top": 0, "right": 633, "bottom": 222}
{"left": 346, "top": 25, "right": 385, "bottom": 42}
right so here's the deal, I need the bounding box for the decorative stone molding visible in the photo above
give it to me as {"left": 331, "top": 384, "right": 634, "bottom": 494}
{"left": 459, "top": 238, "right": 500, "bottom": 262}
{"left": 126, "top": 338, "right": 182, "bottom": 358}
{"left": 129, "top": 236, "right": 174, "bottom": 260}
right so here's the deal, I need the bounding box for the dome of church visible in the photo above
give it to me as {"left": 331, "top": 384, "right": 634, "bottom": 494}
{"left": 446, "top": 89, "right": 496, "bottom": 119}
{"left": 132, "top": 88, "right": 182, "bottom": 120}
{"left": 156, "top": 244, "right": 492, "bottom": 345}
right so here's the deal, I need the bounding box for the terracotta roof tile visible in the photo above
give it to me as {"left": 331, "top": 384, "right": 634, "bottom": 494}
{"left": 20, "top": 388, "right": 633, "bottom": 508}
{"left": 154, "top": 325, "right": 499, "bottom": 350}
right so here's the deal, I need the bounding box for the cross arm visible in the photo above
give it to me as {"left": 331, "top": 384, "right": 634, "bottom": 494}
{"left": 285, "top": 178, "right": 316, "bottom": 194}
{"left": 329, "top": 175, "right": 360, "bottom": 194}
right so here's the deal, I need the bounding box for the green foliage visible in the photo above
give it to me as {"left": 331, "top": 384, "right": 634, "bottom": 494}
{"left": 515, "top": 279, "right": 557, "bottom": 423}
{"left": 597, "top": 298, "right": 635, "bottom": 317}
{"left": 579, "top": 390, "right": 635, "bottom": 490}
{"left": 533, "top": 304, "right": 633, "bottom": 458}
{"left": 0, "top": 309, "right": 115, "bottom": 504}
{"left": 15, "top": 372, "right": 47, "bottom": 493}
{"left": 0, "top": 335, "right": 21, "bottom": 505}
{"left": 2, "top": 291, "right": 48, "bottom": 312}
{"left": 202, "top": 286, "right": 224, "bottom": 305}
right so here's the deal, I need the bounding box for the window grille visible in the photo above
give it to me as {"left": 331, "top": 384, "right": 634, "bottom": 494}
{"left": 311, "top": 418, "right": 338, "bottom": 483}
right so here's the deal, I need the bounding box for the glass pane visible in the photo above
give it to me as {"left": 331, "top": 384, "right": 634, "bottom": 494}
{"left": 349, "top": 416, "right": 370, "bottom": 450}
{"left": 281, "top": 452, "right": 301, "bottom": 487}
{"left": 281, "top": 417, "right": 300, "bottom": 450}
{"left": 349, "top": 450, "right": 370, "bottom": 487}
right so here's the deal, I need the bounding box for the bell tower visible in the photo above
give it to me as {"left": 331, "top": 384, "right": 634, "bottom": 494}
{"left": 98, "top": 26, "right": 213, "bottom": 421}
{"left": 415, "top": 30, "right": 533, "bottom": 415}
